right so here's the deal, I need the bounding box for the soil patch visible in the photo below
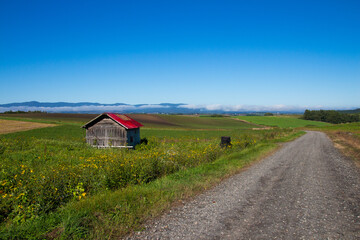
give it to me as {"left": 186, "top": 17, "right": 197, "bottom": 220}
{"left": 128, "top": 114, "right": 179, "bottom": 127}
{"left": 0, "top": 119, "right": 56, "bottom": 134}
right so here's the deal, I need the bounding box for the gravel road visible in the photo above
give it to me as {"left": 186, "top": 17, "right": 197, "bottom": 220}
{"left": 127, "top": 131, "right": 360, "bottom": 239}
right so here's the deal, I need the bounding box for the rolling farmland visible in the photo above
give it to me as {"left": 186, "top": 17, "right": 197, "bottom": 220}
{"left": 0, "top": 113, "right": 297, "bottom": 239}
{"left": 0, "top": 113, "right": 358, "bottom": 239}
{"left": 234, "top": 115, "right": 331, "bottom": 128}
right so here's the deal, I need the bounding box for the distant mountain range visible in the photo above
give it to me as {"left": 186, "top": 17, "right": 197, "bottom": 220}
{"left": 0, "top": 101, "right": 194, "bottom": 114}
{"left": 0, "top": 101, "right": 358, "bottom": 114}
{"left": 0, "top": 101, "right": 182, "bottom": 109}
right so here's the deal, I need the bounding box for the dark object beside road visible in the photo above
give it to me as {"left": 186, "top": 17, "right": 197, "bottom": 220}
{"left": 220, "top": 136, "right": 231, "bottom": 148}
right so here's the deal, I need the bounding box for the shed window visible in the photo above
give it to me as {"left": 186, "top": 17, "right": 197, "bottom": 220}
{"left": 130, "top": 136, "right": 134, "bottom": 142}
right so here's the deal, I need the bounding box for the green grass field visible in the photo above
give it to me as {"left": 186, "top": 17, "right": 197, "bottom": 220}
{"left": 0, "top": 113, "right": 303, "bottom": 239}
{"left": 234, "top": 115, "right": 331, "bottom": 128}
{"left": 311, "top": 121, "right": 360, "bottom": 132}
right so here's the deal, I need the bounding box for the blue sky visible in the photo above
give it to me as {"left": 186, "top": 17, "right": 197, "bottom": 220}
{"left": 0, "top": 0, "right": 359, "bottom": 110}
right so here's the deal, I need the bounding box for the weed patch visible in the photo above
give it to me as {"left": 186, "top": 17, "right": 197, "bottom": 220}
{"left": 0, "top": 120, "right": 300, "bottom": 239}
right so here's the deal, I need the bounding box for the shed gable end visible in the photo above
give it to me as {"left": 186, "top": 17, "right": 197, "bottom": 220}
{"left": 86, "top": 118, "right": 127, "bottom": 147}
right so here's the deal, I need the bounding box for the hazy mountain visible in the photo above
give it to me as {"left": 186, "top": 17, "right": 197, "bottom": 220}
{"left": 0, "top": 101, "right": 195, "bottom": 114}
{"left": 0, "top": 101, "right": 127, "bottom": 108}
{"left": 1, "top": 101, "right": 357, "bottom": 114}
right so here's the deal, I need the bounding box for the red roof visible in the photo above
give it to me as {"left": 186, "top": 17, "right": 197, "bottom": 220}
{"left": 82, "top": 113, "right": 143, "bottom": 129}
{"left": 107, "top": 113, "right": 143, "bottom": 129}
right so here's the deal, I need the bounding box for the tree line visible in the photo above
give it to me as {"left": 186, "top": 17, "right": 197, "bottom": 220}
{"left": 2, "top": 110, "right": 46, "bottom": 114}
{"left": 303, "top": 110, "right": 360, "bottom": 124}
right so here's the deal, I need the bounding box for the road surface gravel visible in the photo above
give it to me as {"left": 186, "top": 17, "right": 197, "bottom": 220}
{"left": 127, "top": 131, "right": 360, "bottom": 239}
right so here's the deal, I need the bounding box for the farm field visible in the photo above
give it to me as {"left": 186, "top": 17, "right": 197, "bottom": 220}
{"left": 0, "top": 113, "right": 303, "bottom": 239}
{"left": 311, "top": 121, "right": 360, "bottom": 135}
{"left": 234, "top": 115, "right": 331, "bottom": 128}
{"left": 0, "top": 119, "right": 56, "bottom": 134}
{"left": 0, "top": 113, "right": 95, "bottom": 125}
{"left": 0, "top": 113, "right": 259, "bottom": 129}
{"left": 157, "top": 115, "right": 258, "bottom": 129}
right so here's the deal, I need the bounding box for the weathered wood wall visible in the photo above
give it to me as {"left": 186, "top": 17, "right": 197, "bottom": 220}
{"left": 86, "top": 118, "right": 127, "bottom": 147}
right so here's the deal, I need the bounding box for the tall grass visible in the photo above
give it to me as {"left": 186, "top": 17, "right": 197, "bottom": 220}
{"left": 0, "top": 125, "right": 293, "bottom": 227}
{"left": 0, "top": 122, "right": 301, "bottom": 239}
{"left": 1, "top": 131, "right": 303, "bottom": 239}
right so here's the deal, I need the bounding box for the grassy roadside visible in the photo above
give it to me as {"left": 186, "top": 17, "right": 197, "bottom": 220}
{"left": 327, "top": 131, "right": 360, "bottom": 167}
{"left": 0, "top": 131, "right": 305, "bottom": 239}
{"left": 305, "top": 122, "right": 360, "bottom": 167}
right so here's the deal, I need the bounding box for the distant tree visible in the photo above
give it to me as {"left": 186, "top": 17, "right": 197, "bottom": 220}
{"left": 264, "top": 112, "right": 274, "bottom": 116}
{"left": 303, "top": 110, "right": 359, "bottom": 124}
{"left": 303, "top": 109, "right": 311, "bottom": 120}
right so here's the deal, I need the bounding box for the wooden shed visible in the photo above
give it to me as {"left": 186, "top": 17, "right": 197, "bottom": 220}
{"left": 82, "top": 113, "right": 143, "bottom": 148}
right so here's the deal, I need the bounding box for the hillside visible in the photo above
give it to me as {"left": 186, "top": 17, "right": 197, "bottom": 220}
{"left": 235, "top": 116, "right": 331, "bottom": 128}
{"left": 0, "top": 112, "right": 259, "bottom": 130}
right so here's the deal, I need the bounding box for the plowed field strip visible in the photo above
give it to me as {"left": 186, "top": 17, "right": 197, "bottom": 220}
{"left": 0, "top": 119, "right": 56, "bottom": 134}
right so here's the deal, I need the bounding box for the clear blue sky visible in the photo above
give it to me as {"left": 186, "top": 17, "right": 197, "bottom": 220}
{"left": 0, "top": 0, "right": 359, "bottom": 109}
